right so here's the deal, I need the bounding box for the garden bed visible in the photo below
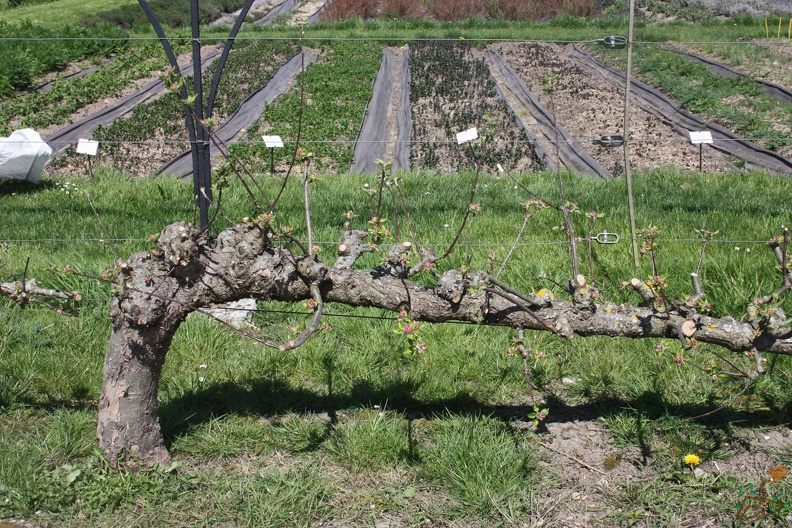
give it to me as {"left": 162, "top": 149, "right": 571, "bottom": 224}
{"left": 408, "top": 40, "right": 543, "bottom": 174}
{"left": 236, "top": 40, "right": 383, "bottom": 172}
{"left": 46, "top": 39, "right": 299, "bottom": 177}
{"left": 490, "top": 42, "right": 733, "bottom": 175}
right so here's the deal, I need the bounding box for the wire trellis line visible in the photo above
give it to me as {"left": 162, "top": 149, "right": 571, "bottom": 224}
{"left": 0, "top": 237, "right": 777, "bottom": 246}
{"left": 23, "top": 137, "right": 792, "bottom": 146}
{"left": 0, "top": 36, "right": 791, "bottom": 45}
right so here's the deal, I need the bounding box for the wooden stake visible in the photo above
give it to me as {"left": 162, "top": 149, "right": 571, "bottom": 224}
{"left": 624, "top": 0, "right": 639, "bottom": 267}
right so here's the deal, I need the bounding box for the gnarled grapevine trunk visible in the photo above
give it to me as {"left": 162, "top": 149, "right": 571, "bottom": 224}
{"left": 98, "top": 221, "right": 792, "bottom": 467}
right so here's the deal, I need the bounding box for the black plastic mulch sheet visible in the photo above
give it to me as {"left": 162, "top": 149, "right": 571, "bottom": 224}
{"left": 254, "top": 0, "right": 299, "bottom": 25}
{"left": 44, "top": 50, "right": 221, "bottom": 156}
{"left": 349, "top": 47, "right": 411, "bottom": 174}
{"left": 671, "top": 48, "right": 792, "bottom": 106}
{"left": 158, "top": 49, "right": 320, "bottom": 178}
{"left": 567, "top": 44, "right": 792, "bottom": 175}
{"left": 484, "top": 48, "right": 611, "bottom": 178}
{"left": 305, "top": 1, "right": 327, "bottom": 24}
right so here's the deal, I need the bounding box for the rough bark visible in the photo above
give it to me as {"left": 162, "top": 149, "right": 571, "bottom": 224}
{"left": 97, "top": 221, "right": 792, "bottom": 467}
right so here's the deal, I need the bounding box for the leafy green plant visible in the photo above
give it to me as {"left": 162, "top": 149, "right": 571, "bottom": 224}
{"left": 0, "top": 41, "right": 170, "bottom": 135}
{"left": 0, "top": 20, "right": 127, "bottom": 97}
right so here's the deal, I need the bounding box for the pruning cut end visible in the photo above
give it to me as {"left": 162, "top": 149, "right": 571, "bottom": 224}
{"left": 681, "top": 320, "right": 697, "bottom": 338}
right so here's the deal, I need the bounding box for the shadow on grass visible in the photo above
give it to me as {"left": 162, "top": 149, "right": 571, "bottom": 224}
{"left": 0, "top": 179, "right": 57, "bottom": 196}
{"left": 157, "top": 373, "right": 792, "bottom": 451}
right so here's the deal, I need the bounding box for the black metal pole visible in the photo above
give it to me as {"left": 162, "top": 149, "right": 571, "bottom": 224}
{"left": 699, "top": 143, "right": 703, "bottom": 173}
{"left": 206, "top": 0, "right": 256, "bottom": 118}
{"left": 191, "top": 0, "right": 211, "bottom": 229}
{"left": 138, "top": 0, "right": 256, "bottom": 230}
{"left": 138, "top": 0, "right": 203, "bottom": 226}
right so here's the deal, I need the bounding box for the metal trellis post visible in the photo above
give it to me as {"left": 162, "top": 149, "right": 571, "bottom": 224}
{"left": 137, "top": 0, "right": 257, "bottom": 229}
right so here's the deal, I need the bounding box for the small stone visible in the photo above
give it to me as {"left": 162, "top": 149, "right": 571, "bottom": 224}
{"left": 693, "top": 468, "right": 706, "bottom": 478}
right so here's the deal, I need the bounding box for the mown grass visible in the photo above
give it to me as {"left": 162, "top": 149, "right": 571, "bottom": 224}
{"left": 2, "top": 167, "right": 792, "bottom": 525}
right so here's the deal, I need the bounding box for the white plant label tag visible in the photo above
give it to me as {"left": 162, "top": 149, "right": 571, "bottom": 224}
{"left": 456, "top": 128, "right": 478, "bottom": 145}
{"left": 689, "top": 131, "right": 713, "bottom": 145}
{"left": 76, "top": 139, "right": 99, "bottom": 155}
{"left": 262, "top": 135, "right": 284, "bottom": 148}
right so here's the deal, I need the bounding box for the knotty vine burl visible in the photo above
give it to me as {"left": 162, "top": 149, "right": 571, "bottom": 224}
{"left": 4, "top": 158, "right": 790, "bottom": 467}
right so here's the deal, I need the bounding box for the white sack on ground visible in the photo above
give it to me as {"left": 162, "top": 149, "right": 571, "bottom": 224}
{"left": 0, "top": 129, "right": 52, "bottom": 184}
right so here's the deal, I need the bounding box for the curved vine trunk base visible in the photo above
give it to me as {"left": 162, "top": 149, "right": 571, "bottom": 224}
{"left": 97, "top": 221, "right": 792, "bottom": 468}
{"left": 98, "top": 327, "right": 177, "bottom": 468}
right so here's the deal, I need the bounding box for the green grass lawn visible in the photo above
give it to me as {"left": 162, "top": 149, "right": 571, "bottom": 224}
{"left": 0, "top": 0, "right": 136, "bottom": 27}
{"left": 1, "top": 167, "right": 791, "bottom": 526}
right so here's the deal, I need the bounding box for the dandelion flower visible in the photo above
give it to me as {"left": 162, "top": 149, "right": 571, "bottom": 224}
{"left": 684, "top": 454, "right": 701, "bottom": 466}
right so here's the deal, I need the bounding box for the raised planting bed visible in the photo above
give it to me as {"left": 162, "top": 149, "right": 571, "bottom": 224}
{"left": 594, "top": 42, "right": 792, "bottom": 163}
{"left": 490, "top": 42, "right": 734, "bottom": 175}
{"left": 159, "top": 47, "right": 319, "bottom": 177}
{"left": 0, "top": 42, "right": 170, "bottom": 138}
{"left": 236, "top": 39, "right": 383, "bottom": 173}
{"left": 669, "top": 47, "right": 792, "bottom": 106}
{"left": 668, "top": 40, "right": 792, "bottom": 96}
{"left": 47, "top": 39, "right": 299, "bottom": 177}
{"left": 568, "top": 44, "right": 792, "bottom": 174}
{"left": 408, "top": 40, "right": 543, "bottom": 174}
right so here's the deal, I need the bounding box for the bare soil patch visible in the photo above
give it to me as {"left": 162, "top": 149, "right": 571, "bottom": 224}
{"left": 293, "top": 0, "right": 326, "bottom": 24}
{"left": 490, "top": 42, "right": 732, "bottom": 175}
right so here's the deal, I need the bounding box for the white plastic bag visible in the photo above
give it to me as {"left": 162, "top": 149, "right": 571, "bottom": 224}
{"left": 0, "top": 129, "right": 52, "bottom": 184}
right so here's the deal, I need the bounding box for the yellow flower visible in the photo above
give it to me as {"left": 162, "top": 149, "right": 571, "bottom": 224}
{"left": 684, "top": 454, "right": 701, "bottom": 466}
